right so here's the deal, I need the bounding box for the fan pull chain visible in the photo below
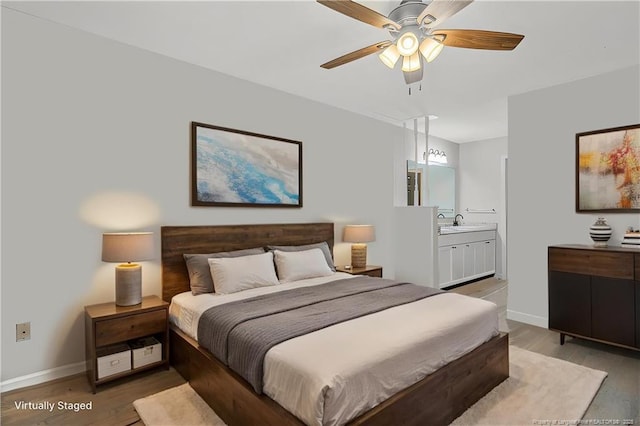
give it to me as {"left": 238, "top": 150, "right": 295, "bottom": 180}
{"left": 408, "top": 84, "right": 423, "bottom": 96}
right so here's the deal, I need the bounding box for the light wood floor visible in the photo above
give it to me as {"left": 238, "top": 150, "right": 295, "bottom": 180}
{"left": 450, "top": 278, "right": 640, "bottom": 423}
{"left": 2, "top": 278, "right": 638, "bottom": 425}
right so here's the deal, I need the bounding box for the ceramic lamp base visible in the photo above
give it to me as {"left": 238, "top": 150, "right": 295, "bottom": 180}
{"left": 351, "top": 243, "right": 367, "bottom": 269}
{"left": 115, "top": 264, "right": 142, "bottom": 306}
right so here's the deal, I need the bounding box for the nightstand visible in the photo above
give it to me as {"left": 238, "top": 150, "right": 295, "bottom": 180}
{"left": 336, "top": 265, "right": 383, "bottom": 278}
{"left": 85, "top": 295, "right": 169, "bottom": 393}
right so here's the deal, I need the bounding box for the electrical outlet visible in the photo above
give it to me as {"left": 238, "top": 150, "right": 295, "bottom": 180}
{"left": 16, "top": 322, "right": 30, "bottom": 342}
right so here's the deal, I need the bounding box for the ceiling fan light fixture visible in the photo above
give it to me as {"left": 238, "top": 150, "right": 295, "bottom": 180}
{"left": 401, "top": 51, "right": 421, "bottom": 72}
{"left": 419, "top": 38, "right": 444, "bottom": 63}
{"left": 379, "top": 44, "right": 401, "bottom": 69}
{"left": 396, "top": 31, "right": 419, "bottom": 56}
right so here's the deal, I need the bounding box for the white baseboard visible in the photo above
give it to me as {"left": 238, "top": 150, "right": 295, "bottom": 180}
{"left": 1, "top": 361, "right": 86, "bottom": 393}
{"left": 507, "top": 309, "right": 548, "bottom": 329}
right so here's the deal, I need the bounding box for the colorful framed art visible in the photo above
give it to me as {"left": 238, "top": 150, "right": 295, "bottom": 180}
{"left": 576, "top": 124, "right": 640, "bottom": 212}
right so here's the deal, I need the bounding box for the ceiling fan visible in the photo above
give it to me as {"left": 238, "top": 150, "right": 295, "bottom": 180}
{"left": 318, "top": 0, "right": 524, "bottom": 85}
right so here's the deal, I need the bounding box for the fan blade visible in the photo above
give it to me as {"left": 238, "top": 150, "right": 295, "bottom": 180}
{"left": 433, "top": 29, "right": 524, "bottom": 50}
{"left": 321, "top": 41, "right": 392, "bottom": 69}
{"left": 417, "top": 0, "right": 473, "bottom": 28}
{"left": 317, "top": 0, "right": 401, "bottom": 30}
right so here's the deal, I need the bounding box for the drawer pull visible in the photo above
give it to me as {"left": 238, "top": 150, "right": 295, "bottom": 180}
{"left": 110, "top": 360, "right": 120, "bottom": 366}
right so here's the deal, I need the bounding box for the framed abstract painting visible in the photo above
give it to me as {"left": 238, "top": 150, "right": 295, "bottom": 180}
{"left": 191, "top": 122, "right": 302, "bottom": 207}
{"left": 576, "top": 123, "right": 640, "bottom": 212}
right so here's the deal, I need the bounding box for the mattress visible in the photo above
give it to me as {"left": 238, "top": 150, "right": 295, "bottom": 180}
{"left": 169, "top": 273, "right": 499, "bottom": 426}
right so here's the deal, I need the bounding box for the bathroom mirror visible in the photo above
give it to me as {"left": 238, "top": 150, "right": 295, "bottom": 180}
{"left": 407, "top": 161, "right": 456, "bottom": 217}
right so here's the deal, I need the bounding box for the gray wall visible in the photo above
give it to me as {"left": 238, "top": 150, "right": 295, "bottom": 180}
{"left": 1, "top": 9, "right": 402, "bottom": 382}
{"left": 507, "top": 65, "right": 640, "bottom": 326}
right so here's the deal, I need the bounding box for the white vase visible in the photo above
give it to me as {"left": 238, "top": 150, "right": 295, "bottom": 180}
{"left": 589, "top": 217, "right": 612, "bottom": 247}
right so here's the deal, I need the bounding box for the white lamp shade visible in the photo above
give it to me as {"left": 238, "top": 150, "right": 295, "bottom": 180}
{"left": 102, "top": 232, "right": 154, "bottom": 263}
{"left": 343, "top": 225, "right": 376, "bottom": 243}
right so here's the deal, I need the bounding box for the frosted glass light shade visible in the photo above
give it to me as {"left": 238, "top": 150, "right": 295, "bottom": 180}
{"left": 397, "top": 32, "right": 419, "bottom": 56}
{"left": 419, "top": 38, "right": 444, "bottom": 63}
{"left": 379, "top": 45, "right": 401, "bottom": 68}
{"left": 401, "top": 52, "right": 421, "bottom": 72}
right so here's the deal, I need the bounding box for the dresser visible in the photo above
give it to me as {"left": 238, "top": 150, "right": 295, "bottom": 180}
{"left": 548, "top": 245, "right": 640, "bottom": 350}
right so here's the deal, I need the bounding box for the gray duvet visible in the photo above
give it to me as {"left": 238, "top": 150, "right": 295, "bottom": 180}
{"left": 197, "top": 276, "right": 443, "bottom": 393}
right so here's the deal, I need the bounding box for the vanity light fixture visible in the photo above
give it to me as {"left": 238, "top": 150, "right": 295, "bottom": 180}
{"left": 426, "top": 149, "right": 448, "bottom": 164}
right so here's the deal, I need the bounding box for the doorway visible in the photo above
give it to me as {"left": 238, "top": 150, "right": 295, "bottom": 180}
{"left": 407, "top": 171, "right": 422, "bottom": 206}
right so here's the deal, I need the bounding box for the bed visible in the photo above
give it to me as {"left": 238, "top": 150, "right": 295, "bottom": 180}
{"left": 162, "top": 223, "right": 509, "bottom": 426}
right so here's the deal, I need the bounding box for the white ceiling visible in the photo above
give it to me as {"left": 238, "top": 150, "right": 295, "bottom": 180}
{"left": 6, "top": 0, "right": 640, "bottom": 143}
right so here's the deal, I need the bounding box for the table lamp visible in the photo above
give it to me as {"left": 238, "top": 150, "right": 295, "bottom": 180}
{"left": 102, "top": 232, "right": 154, "bottom": 306}
{"left": 343, "top": 225, "right": 375, "bottom": 269}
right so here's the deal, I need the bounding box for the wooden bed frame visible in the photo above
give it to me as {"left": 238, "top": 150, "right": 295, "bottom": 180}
{"left": 161, "top": 223, "right": 509, "bottom": 426}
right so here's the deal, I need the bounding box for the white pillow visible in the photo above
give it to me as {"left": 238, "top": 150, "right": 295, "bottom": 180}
{"left": 274, "top": 248, "right": 334, "bottom": 283}
{"left": 208, "top": 252, "right": 279, "bottom": 295}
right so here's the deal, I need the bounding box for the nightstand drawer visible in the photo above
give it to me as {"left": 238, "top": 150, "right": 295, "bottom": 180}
{"left": 335, "top": 265, "right": 383, "bottom": 277}
{"left": 362, "top": 269, "right": 382, "bottom": 278}
{"left": 95, "top": 310, "right": 166, "bottom": 347}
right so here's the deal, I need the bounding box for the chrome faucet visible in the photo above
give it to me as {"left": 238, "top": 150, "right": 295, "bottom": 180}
{"left": 437, "top": 213, "right": 445, "bottom": 218}
{"left": 453, "top": 214, "right": 464, "bottom": 226}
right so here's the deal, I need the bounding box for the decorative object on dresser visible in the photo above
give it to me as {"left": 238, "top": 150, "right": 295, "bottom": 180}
{"left": 548, "top": 245, "right": 640, "bottom": 351}
{"left": 85, "top": 295, "right": 169, "bottom": 393}
{"left": 576, "top": 123, "right": 640, "bottom": 212}
{"left": 621, "top": 229, "right": 640, "bottom": 247}
{"left": 342, "top": 224, "right": 375, "bottom": 268}
{"left": 102, "top": 232, "right": 154, "bottom": 306}
{"left": 191, "top": 121, "right": 302, "bottom": 208}
{"left": 588, "top": 217, "right": 612, "bottom": 247}
{"left": 335, "top": 265, "right": 383, "bottom": 278}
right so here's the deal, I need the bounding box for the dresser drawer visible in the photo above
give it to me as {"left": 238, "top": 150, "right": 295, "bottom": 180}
{"left": 95, "top": 309, "right": 166, "bottom": 347}
{"left": 589, "top": 252, "right": 633, "bottom": 279}
{"left": 548, "top": 248, "right": 590, "bottom": 274}
{"left": 549, "top": 248, "right": 633, "bottom": 279}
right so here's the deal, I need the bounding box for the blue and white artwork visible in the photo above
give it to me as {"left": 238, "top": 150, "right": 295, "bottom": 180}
{"left": 192, "top": 123, "right": 302, "bottom": 207}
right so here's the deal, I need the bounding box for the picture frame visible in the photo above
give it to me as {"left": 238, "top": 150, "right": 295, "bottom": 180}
{"left": 191, "top": 122, "right": 302, "bottom": 207}
{"left": 576, "top": 123, "right": 640, "bottom": 212}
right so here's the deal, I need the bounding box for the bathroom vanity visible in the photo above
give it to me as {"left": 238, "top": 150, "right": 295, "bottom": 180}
{"left": 438, "top": 224, "right": 497, "bottom": 289}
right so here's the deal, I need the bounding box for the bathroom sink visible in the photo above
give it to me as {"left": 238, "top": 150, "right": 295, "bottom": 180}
{"left": 440, "top": 224, "right": 497, "bottom": 234}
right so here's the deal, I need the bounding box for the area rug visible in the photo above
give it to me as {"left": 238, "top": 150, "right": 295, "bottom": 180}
{"left": 134, "top": 346, "right": 607, "bottom": 426}
{"left": 133, "top": 383, "right": 225, "bottom": 426}
{"left": 451, "top": 346, "right": 607, "bottom": 425}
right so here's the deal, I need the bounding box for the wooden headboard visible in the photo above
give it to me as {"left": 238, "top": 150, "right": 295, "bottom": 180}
{"left": 161, "top": 223, "right": 335, "bottom": 302}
